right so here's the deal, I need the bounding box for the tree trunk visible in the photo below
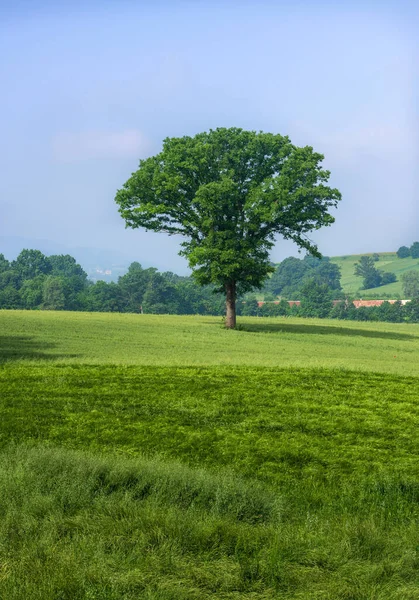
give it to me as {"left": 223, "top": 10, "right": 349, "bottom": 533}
{"left": 225, "top": 281, "right": 236, "bottom": 329}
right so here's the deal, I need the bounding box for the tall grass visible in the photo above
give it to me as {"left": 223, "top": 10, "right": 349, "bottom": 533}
{"left": 1, "top": 445, "right": 419, "bottom": 599}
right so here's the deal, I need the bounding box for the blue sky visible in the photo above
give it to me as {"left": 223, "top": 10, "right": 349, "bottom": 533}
{"left": 1, "top": 0, "right": 417, "bottom": 272}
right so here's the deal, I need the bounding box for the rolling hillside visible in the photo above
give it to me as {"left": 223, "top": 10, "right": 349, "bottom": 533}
{"left": 330, "top": 252, "right": 419, "bottom": 298}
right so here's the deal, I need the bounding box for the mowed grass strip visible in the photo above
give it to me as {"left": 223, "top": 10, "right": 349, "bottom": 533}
{"left": 1, "top": 365, "right": 419, "bottom": 483}
{"left": 1, "top": 310, "right": 419, "bottom": 375}
{"left": 2, "top": 444, "right": 419, "bottom": 600}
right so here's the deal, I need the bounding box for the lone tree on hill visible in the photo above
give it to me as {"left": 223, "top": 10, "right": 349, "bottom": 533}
{"left": 354, "top": 256, "right": 382, "bottom": 289}
{"left": 115, "top": 128, "right": 341, "bottom": 328}
{"left": 354, "top": 255, "right": 396, "bottom": 289}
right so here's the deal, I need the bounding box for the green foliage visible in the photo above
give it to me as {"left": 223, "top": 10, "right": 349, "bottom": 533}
{"left": 116, "top": 128, "right": 341, "bottom": 320}
{"left": 240, "top": 296, "right": 260, "bottom": 316}
{"left": 397, "top": 246, "right": 410, "bottom": 259}
{"left": 0, "top": 253, "right": 10, "bottom": 273}
{"left": 299, "top": 278, "right": 333, "bottom": 317}
{"left": 310, "top": 256, "right": 342, "bottom": 292}
{"left": 12, "top": 249, "right": 52, "bottom": 281}
{"left": 42, "top": 276, "right": 66, "bottom": 310}
{"left": 329, "top": 299, "right": 352, "bottom": 320}
{"left": 0, "top": 250, "right": 226, "bottom": 316}
{"left": 402, "top": 271, "right": 419, "bottom": 298}
{"left": 117, "top": 262, "right": 153, "bottom": 312}
{"left": 82, "top": 280, "right": 123, "bottom": 312}
{"left": 142, "top": 272, "right": 179, "bottom": 314}
{"left": 404, "top": 298, "right": 419, "bottom": 323}
{"left": 381, "top": 271, "right": 397, "bottom": 285}
{"left": 267, "top": 255, "right": 342, "bottom": 299}
{"left": 0, "top": 250, "right": 89, "bottom": 312}
{"left": 410, "top": 241, "right": 419, "bottom": 259}
{"left": 174, "top": 279, "right": 225, "bottom": 316}
{"left": 6, "top": 247, "right": 418, "bottom": 323}
{"left": 20, "top": 276, "right": 45, "bottom": 309}
{"left": 266, "top": 256, "right": 307, "bottom": 297}
{"left": 0, "top": 284, "right": 21, "bottom": 309}
{"left": 377, "top": 300, "right": 404, "bottom": 323}
{"left": 48, "top": 254, "right": 87, "bottom": 280}
{"left": 354, "top": 256, "right": 382, "bottom": 288}
{"left": 331, "top": 252, "right": 419, "bottom": 298}
{"left": 354, "top": 256, "right": 397, "bottom": 290}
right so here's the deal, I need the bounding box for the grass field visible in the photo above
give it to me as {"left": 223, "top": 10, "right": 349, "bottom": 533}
{"left": 1, "top": 310, "right": 419, "bottom": 598}
{"left": 331, "top": 252, "right": 419, "bottom": 298}
{"left": 2, "top": 310, "right": 419, "bottom": 374}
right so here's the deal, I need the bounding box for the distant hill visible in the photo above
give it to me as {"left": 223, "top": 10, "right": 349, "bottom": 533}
{"left": 330, "top": 252, "right": 419, "bottom": 298}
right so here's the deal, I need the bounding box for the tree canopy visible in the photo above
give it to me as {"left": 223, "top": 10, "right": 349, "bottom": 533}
{"left": 410, "top": 242, "right": 419, "bottom": 259}
{"left": 397, "top": 246, "right": 410, "bottom": 259}
{"left": 402, "top": 271, "right": 419, "bottom": 298}
{"left": 266, "top": 255, "right": 342, "bottom": 299}
{"left": 115, "top": 128, "right": 342, "bottom": 327}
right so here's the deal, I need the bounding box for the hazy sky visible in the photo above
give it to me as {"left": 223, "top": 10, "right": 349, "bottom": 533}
{"left": 1, "top": 0, "right": 418, "bottom": 272}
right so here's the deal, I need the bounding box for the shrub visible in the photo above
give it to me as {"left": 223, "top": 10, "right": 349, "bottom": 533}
{"left": 381, "top": 272, "right": 397, "bottom": 285}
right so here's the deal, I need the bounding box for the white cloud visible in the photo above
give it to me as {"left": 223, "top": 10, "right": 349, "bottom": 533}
{"left": 51, "top": 129, "right": 150, "bottom": 162}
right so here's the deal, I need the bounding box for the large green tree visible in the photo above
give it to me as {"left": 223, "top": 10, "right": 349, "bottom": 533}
{"left": 115, "top": 128, "right": 341, "bottom": 327}
{"left": 12, "top": 249, "right": 52, "bottom": 282}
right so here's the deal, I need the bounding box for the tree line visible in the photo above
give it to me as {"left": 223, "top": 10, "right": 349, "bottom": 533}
{"left": 0, "top": 250, "right": 225, "bottom": 315}
{"left": 397, "top": 242, "right": 419, "bottom": 259}
{"left": 245, "top": 255, "right": 419, "bottom": 323}
{"left": 2, "top": 248, "right": 419, "bottom": 323}
{"left": 243, "top": 296, "right": 419, "bottom": 323}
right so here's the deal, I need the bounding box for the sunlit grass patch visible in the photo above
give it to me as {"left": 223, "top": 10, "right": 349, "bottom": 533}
{"left": 1, "top": 365, "right": 419, "bottom": 483}
{"left": 1, "top": 311, "right": 419, "bottom": 375}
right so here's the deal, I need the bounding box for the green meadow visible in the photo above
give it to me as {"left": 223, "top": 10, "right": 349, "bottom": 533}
{"left": 1, "top": 310, "right": 419, "bottom": 599}
{"left": 331, "top": 252, "right": 419, "bottom": 298}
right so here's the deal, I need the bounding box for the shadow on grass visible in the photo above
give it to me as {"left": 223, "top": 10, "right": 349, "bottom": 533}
{"left": 0, "top": 336, "right": 79, "bottom": 363}
{"left": 237, "top": 322, "right": 415, "bottom": 341}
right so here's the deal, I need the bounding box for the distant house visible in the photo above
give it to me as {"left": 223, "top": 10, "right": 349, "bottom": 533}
{"left": 352, "top": 299, "right": 411, "bottom": 308}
